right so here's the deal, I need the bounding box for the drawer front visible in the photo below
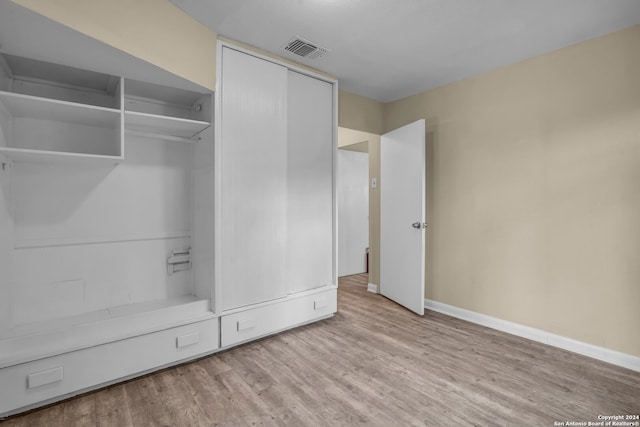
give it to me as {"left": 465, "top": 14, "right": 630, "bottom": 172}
{"left": 221, "top": 288, "right": 337, "bottom": 348}
{"left": 0, "top": 318, "right": 219, "bottom": 417}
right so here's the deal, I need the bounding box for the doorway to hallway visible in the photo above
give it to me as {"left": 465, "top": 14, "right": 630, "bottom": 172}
{"left": 338, "top": 146, "right": 369, "bottom": 277}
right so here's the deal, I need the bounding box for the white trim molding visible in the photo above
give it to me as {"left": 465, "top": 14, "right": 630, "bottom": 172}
{"left": 367, "top": 283, "right": 378, "bottom": 294}
{"left": 424, "top": 299, "right": 640, "bottom": 373}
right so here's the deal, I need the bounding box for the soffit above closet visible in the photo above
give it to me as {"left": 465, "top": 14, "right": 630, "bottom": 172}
{"left": 171, "top": 0, "right": 640, "bottom": 102}
{"left": 0, "top": 0, "right": 209, "bottom": 94}
{"left": 3, "top": 53, "right": 116, "bottom": 94}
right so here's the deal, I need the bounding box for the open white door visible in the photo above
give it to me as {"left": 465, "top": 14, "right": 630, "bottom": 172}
{"left": 380, "top": 119, "right": 426, "bottom": 315}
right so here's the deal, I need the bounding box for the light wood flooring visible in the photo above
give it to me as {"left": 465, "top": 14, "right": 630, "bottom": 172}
{"left": 2, "top": 273, "right": 639, "bottom": 426}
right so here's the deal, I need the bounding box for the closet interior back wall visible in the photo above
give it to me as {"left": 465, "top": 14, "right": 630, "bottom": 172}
{"left": 5, "top": 135, "right": 194, "bottom": 328}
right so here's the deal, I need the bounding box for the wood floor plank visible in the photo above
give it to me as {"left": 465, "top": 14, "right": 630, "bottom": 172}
{"left": 123, "top": 375, "right": 173, "bottom": 426}
{"left": 173, "top": 362, "right": 223, "bottom": 423}
{"left": 60, "top": 394, "right": 96, "bottom": 427}
{"left": 152, "top": 369, "right": 210, "bottom": 427}
{"left": 94, "top": 385, "right": 133, "bottom": 427}
{"left": 2, "top": 273, "right": 639, "bottom": 426}
{"left": 218, "top": 344, "right": 316, "bottom": 419}
{"left": 263, "top": 336, "right": 401, "bottom": 426}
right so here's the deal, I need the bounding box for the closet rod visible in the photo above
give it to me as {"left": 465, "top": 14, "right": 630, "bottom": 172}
{"left": 125, "top": 129, "right": 199, "bottom": 143}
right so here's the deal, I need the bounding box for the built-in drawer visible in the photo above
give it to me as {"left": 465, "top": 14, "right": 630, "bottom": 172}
{"left": 221, "top": 288, "right": 337, "bottom": 348}
{"left": 0, "top": 317, "right": 219, "bottom": 417}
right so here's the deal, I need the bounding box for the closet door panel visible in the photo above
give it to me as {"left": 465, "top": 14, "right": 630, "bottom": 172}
{"left": 221, "top": 48, "right": 288, "bottom": 310}
{"left": 286, "top": 71, "right": 334, "bottom": 293}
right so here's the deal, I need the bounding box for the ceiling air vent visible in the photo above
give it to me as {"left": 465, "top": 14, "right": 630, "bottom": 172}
{"left": 282, "top": 36, "right": 329, "bottom": 60}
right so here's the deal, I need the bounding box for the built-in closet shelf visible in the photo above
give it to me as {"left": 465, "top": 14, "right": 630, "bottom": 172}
{"left": 124, "top": 110, "right": 210, "bottom": 140}
{"left": 0, "top": 147, "right": 123, "bottom": 164}
{"left": 0, "top": 296, "right": 213, "bottom": 368}
{"left": 0, "top": 91, "right": 121, "bottom": 127}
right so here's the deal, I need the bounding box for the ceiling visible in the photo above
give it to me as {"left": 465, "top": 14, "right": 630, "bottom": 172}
{"left": 171, "top": 0, "right": 640, "bottom": 103}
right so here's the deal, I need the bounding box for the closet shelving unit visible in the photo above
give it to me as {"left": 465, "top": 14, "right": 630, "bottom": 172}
{"left": 0, "top": 91, "right": 123, "bottom": 163}
{"left": 0, "top": 86, "right": 123, "bottom": 164}
{"left": 124, "top": 111, "right": 209, "bottom": 140}
{"left": 123, "top": 78, "right": 211, "bottom": 142}
{"left": 0, "top": 52, "right": 216, "bottom": 416}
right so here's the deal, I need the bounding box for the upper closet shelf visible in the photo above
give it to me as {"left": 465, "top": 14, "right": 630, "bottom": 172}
{"left": 124, "top": 110, "right": 210, "bottom": 140}
{"left": 0, "top": 91, "right": 121, "bottom": 128}
{"left": 0, "top": 147, "right": 123, "bottom": 164}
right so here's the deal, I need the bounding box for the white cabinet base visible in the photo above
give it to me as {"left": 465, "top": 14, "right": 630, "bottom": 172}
{"left": 0, "top": 318, "right": 219, "bottom": 417}
{"left": 221, "top": 287, "right": 337, "bottom": 348}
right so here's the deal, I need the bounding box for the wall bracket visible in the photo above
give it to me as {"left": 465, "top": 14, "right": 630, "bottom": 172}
{"left": 167, "top": 247, "right": 191, "bottom": 275}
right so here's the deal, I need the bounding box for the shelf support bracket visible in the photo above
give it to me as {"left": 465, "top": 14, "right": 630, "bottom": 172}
{"left": 167, "top": 247, "right": 191, "bottom": 275}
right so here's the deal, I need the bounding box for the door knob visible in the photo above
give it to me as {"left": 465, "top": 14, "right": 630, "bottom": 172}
{"left": 412, "top": 222, "right": 422, "bottom": 229}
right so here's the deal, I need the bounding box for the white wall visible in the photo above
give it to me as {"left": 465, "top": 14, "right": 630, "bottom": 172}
{"left": 338, "top": 149, "right": 369, "bottom": 277}
{"left": 6, "top": 136, "right": 194, "bottom": 326}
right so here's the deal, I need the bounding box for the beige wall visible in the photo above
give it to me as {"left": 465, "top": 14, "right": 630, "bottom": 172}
{"left": 339, "top": 90, "right": 385, "bottom": 135}
{"left": 340, "top": 141, "right": 368, "bottom": 153}
{"left": 12, "top": 0, "right": 217, "bottom": 90}
{"left": 338, "top": 127, "right": 370, "bottom": 148}
{"left": 384, "top": 25, "right": 640, "bottom": 357}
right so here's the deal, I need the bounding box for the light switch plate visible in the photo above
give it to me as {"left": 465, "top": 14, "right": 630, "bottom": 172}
{"left": 372, "top": 178, "right": 377, "bottom": 189}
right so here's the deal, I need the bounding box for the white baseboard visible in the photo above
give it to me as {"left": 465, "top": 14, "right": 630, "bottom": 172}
{"left": 424, "top": 299, "right": 640, "bottom": 373}
{"left": 367, "top": 283, "right": 378, "bottom": 294}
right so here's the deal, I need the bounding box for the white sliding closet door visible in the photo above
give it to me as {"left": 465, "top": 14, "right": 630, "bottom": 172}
{"left": 220, "top": 48, "right": 288, "bottom": 310}
{"left": 286, "top": 71, "right": 334, "bottom": 294}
